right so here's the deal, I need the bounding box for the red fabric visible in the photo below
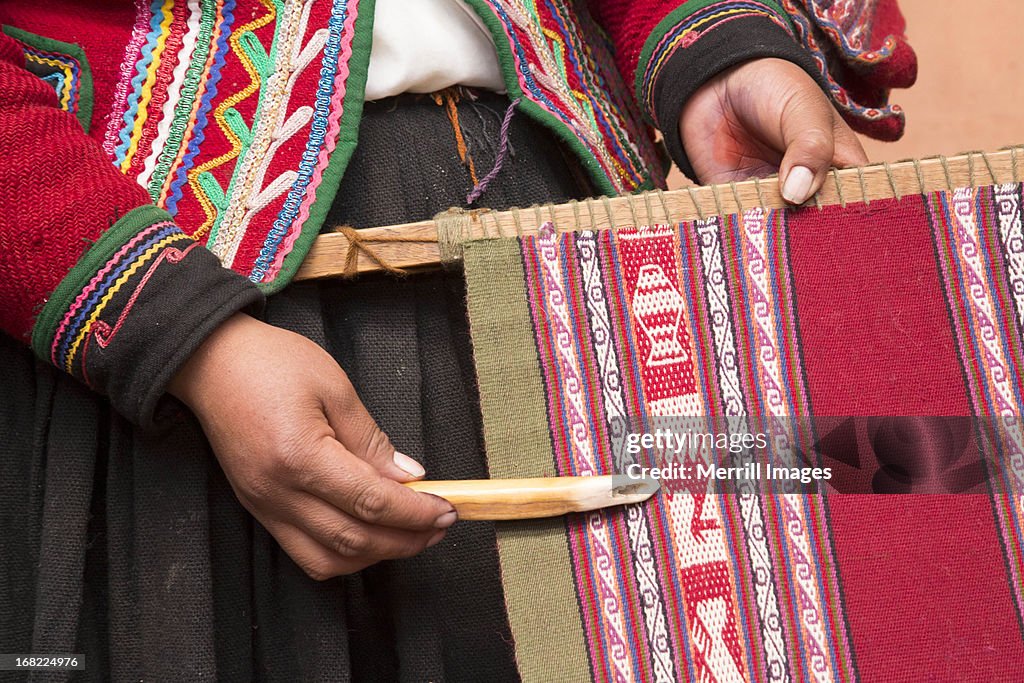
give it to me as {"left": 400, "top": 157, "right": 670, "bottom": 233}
{"left": 788, "top": 197, "right": 1024, "bottom": 680}
{"left": 586, "top": 0, "right": 693, "bottom": 90}
{"left": 787, "top": 197, "right": 965, "bottom": 417}
{"left": 1, "top": 0, "right": 137, "bottom": 140}
{"left": 0, "top": 29, "right": 150, "bottom": 341}
{"left": 830, "top": 496, "right": 1024, "bottom": 681}
{"left": 855, "top": 0, "right": 916, "bottom": 87}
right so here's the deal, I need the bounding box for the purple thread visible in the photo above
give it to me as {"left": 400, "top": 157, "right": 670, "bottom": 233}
{"left": 466, "top": 97, "right": 521, "bottom": 205}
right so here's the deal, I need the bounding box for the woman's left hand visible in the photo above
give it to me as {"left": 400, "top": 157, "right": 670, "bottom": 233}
{"left": 679, "top": 57, "right": 869, "bottom": 204}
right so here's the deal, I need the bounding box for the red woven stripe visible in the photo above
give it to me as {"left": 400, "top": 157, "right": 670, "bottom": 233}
{"left": 787, "top": 196, "right": 1024, "bottom": 679}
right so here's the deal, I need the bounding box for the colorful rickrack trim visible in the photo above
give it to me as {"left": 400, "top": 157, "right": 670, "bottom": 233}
{"left": 28, "top": 206, "right": 185, "bottom": 374}
{"left": 103, "top": 0, "right": 154, "bottom": 156}
{"left": 164, "top": 0, "right": 235, "bottom": 213}
{"left": 55, "top": 223, "right": 190, "bottom": 375}
{"left": 250, "top": 0, "right": 356, "bottom": 283}
{"left": 24, "top": 48, "right": 80, "bottom": 112}
{"left": 186, "top": 0, "right": 277, "bottom": 242}
{"left": 129, "top": 0, "right": 190, "bottom": 181}
{"left": 114, "top": 0, "right": 177, "bottom": 169}
{"left": 2, "top": 25, "right": 94, "bottom": 130}
{"left": 147, "top": 0, "right": 220, "bottom": 200}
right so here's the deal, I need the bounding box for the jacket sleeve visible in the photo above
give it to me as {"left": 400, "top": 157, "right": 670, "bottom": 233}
{"left": 583, "top": 0, "right": 916, "bottom": 179}
{"left": 0, "top": 31, "right": 264, "bottom": 427}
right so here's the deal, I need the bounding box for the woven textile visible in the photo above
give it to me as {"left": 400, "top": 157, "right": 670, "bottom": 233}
{"left": 464, "top": 184, "right": 1024, "bottom": 681}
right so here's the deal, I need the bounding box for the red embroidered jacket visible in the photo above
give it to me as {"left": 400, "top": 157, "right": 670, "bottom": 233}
{"left": 0, "top": 0, "right": 914, "bottom": 424}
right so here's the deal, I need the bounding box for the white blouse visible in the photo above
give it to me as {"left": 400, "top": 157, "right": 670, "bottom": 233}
{"left": 365, "top": 0, "right": 506, "bottom": 101}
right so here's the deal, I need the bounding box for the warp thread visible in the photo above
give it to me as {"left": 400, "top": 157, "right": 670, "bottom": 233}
{"left": 857, "top": 166, "right": 870, "bottom": 205}
{"left": 729, "top": 181, "right": 743, "bottom": 215}
{"left": 325, "top": 149, "right": 1024, "bottom": 278}
{"left": 884, "top": 161, "right": 901, "bottom": 199}
{"left": 940, "top": 155, "right": 954, "bottom": 192}
{"left": 467, "top": 98, "right": 522, "bottom": 205}
{"left": 832, "top": 168, "right": 847, "bottom": 208}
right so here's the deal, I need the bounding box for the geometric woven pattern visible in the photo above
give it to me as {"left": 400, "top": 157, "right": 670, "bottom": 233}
{"left": 465, "top": 184, "right": 1024, "bottom": 682}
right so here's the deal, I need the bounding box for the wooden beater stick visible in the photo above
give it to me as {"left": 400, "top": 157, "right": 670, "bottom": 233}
{"left": 405, "top": 475, "right": 660, "bottom": 520}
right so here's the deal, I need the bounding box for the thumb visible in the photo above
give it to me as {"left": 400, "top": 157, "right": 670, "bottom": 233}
{"left": 777, "top": 88, "right": 837, "bottom": 205}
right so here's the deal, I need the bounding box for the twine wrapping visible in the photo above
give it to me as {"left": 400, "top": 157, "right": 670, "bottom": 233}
{"left": 435, "top": 208, "right": 475, "bottom": 266}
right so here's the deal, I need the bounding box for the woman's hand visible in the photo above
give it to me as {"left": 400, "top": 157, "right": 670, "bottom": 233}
{"left": 168, "top": 313, "right": 456, "bottom": 580}
{"left": 679, "top": 57, "right": 868, "bottom": 204}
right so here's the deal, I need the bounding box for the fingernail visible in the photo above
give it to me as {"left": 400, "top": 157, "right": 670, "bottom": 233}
{"left": 426, "top": 530, "right": 446, "bottom": 548}
{"left": 393, "top": 451, "right": 425, "bottom": 478}
{"left": 434, "top": 510, "right": 458, "bottom": 529}
{"left": 782, "top": 166, "right": 815, "bottom": 204}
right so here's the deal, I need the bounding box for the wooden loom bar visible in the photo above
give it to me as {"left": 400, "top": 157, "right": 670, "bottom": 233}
{"left": 294, "top": 148, "right": 1023, "bottom": 281}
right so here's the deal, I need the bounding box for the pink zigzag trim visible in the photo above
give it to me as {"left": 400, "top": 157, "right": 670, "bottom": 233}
{"left": 50, "top": 221, "right": 174, "bottom": 365}
{"left": 80, "top": 242, "right": 200, "bottom": 386}
{"left": 104, "top": 0, "right": 153, "bottom": 157}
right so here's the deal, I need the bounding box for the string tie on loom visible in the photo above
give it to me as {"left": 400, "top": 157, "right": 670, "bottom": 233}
{"left": 466, "top": 98, "right": 521, "bottom": 205}
{"left": 333, "top": 226, "right": 408, "bottom": 277}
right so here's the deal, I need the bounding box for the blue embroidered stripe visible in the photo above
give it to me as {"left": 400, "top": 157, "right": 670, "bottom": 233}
{"left": 250, "top": 0, "right": 350, "bottom": 282}
{"left": 165, "top": 0, "right": 237, "bottom": 214}
{"left": 53, "top": 221, "right": 184, "bottom": 368}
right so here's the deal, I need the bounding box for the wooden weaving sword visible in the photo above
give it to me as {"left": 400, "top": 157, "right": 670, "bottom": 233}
{"left": 405, "top": 475, "right": 660, "bottom": 520}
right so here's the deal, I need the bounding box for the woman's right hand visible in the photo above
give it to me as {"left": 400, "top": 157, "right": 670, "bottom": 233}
{"left": 168, "top": 313, "right": 457, "bottom": 580}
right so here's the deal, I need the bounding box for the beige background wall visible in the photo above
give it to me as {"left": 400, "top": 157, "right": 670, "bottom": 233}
{"left": 668, "top": 0, "right": 1023, "bottom": 188}
{"left": 861, "top": 0, "right": 1023, "bottom": 161}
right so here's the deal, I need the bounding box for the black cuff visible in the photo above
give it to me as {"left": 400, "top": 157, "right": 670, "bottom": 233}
{"left": 33, "top": 206, "right": 265, "bottom": 427}
{"left": 651, "top": 15, "right": 826, "bottom": 181}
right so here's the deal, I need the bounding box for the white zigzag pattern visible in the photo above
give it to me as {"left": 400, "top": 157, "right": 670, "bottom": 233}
{"left": 139, "top": 0, "right": 205, "bottom": 188}
{"left": 695, "top": 214, "right": 790, "bottom": 683}
{"left": 577, "top": 231, "right": 675, "bottom": 682}
{"left": 538, "top": 226, "right": 636, "bottom": 682}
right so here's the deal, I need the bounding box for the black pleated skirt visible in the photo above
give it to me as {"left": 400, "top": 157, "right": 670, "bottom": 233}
{"left": 0, "top": 91, "right": 592, "bottom": 682}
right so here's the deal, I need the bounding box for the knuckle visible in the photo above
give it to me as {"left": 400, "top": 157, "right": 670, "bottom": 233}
{"left": 799, "top": 129, "right": 833, "bottom": 159}
{"left": 329, "top": 526, "right": 372, "bottom": 556}
{"left": 352, "top": 483, "right": 390, "bottom": 523}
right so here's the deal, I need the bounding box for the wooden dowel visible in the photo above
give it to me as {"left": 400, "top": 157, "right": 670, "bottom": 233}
{"left": 405, "top": 475, "right": 660, "bottom": 521}
{"left": 296, "top": 148, "right": 1021, "bottom": 281}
